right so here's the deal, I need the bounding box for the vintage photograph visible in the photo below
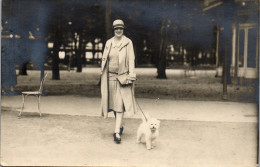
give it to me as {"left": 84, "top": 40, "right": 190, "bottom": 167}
{"left": 1, "top": 0, "right": 259, "bottom": 166}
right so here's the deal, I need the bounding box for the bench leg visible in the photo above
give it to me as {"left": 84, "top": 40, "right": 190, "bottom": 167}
{"left": 19, "top": 94, "right": 25, "bottom": 117}
{"left": 38, "top": 95, "right": 42, "bottom": 117}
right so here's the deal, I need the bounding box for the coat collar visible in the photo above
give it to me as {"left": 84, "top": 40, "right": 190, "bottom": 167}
{"left": 119, "top": 36, "right": 129, "bottom": 50}
{"left": 112, "top": 37, "right": 123, "bottom": 48}
{"left": 106, "top": 35, "right": 129, "bottom": 51}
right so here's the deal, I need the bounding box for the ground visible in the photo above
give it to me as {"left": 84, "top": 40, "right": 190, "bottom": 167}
{"left": 1, "top": 107, "right": 257, "bottom": 167}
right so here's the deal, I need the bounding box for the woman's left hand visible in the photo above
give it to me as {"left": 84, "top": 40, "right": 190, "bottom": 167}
{"left": 126, "top": 80, "right": 133, "bottom": 84}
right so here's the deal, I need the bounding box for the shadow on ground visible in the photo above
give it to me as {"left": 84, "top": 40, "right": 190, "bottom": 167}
{"left": 1, "top": 107, "right": 257, "bottom": 167}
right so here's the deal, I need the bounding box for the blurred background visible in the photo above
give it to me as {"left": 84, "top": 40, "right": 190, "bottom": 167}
{"left": 1, "top": 0, "right": 259, "bottom": 102}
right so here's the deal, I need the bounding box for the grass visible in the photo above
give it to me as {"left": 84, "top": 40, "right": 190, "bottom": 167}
{"left": 3, "top": 68, "right": 258, "bottom": 103}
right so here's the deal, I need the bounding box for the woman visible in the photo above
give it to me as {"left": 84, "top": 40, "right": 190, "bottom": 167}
{"left": 101, "top": 19, "right": 137, "bottom": 144}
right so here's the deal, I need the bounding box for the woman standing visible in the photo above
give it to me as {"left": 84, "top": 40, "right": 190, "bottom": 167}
{"left": 101, "top": 19, "right": 137, "bottom": 144}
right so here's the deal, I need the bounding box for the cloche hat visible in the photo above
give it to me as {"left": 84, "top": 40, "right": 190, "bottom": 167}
{"left": 113, "top": 19, "right": 125, "bottom": 29}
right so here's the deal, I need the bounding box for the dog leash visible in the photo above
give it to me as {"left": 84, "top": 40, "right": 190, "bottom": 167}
{"left": 135, "top": 99, "right": 148, "bottom": 122}
{"left": 130, "top": 80, "right": 148, "bottom": 122}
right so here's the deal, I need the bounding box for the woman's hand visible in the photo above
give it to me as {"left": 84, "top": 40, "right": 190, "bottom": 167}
{"left": 126, "top": 80, "right": 133, "bottom": 84}
{"left": 121, "top": 79, "right": 133, "bottom": 87}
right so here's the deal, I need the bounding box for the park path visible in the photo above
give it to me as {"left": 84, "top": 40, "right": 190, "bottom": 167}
{"left": 1, "top": 95, "right": 258, "bottom": 167}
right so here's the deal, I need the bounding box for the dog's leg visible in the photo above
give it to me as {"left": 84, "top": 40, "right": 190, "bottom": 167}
{"left": 145, "top": 137, "right": 152, "bottom": 150}
{"left": 151, "top": 140, "right": 156, "bottom": 148}
{"left": 136, "top": 129, "right": 142, "bottom": 143}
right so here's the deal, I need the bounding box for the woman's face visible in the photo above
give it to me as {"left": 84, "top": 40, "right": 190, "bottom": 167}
{"left": 114, "top": 27, "right": 124, "bottom": 38}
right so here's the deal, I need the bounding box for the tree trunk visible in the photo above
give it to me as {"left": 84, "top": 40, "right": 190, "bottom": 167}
{"left": 215, "top": 24, "right": 220, "bottom": 77}
{"left": 136, "top": 39, "right": 143, "bottom": 65}
{"left": 220, "top": 27, "right": 232, "bottom": 85}
{"left": 222, "top": 40, "right": 228, "bottom": 99}
{"left": 76, "top": 33, "right": 82, "bottom": 72}
{"left": 52, "top": 3, "right": 62, "bottom": 80}
{"left": 226, "top": 33, "right": 232, "bottom": 84}
{"left": 52, "top": 40, "right": 60, "bottom": 80}
{"left": 105, "top": 0, "right": 112, "bottom": 40}
{"left": 52, "top": 29, "right": 61, "bottom": 80}
{"left": 157, "top": 19, "right": 167, "bottom": 79}
{"left": 98, "top": 0, "right": 111, "bottom": 86}
{"left": 19, "top": 63, "right": 28, "bottom": 75}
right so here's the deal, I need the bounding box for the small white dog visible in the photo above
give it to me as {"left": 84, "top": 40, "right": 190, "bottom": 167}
{"left": 137, "top": 113, "right": 160, "bottom": 150}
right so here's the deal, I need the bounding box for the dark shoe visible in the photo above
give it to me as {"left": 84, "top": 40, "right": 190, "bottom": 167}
{"left": 113, "top": 133, "right": 121, "bottom": 144}
{"left": 113, "top": 111, "right": 117, "bottom": 118}
{"left": 119, "top": 126, "right": 124, "bottom": 136}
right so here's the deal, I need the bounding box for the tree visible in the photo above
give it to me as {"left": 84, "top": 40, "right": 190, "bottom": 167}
{"left": 157, "top": 18, "right": 169, "bottom": 79}
{"left": 50, "top": 1, "right": 63, "bottom": 80}
{"left": 52, "top": 27, "right": 62, "bottom": 80}
{"left": 105, "top": 0, "right": 112, "bottom": 40}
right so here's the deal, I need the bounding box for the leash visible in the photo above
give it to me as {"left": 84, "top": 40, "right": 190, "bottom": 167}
{"left": 129, "top": 79, "right": 148, "bottom": 122}
{"left": 135, "top": 99, "right": 148, "bottom": 122}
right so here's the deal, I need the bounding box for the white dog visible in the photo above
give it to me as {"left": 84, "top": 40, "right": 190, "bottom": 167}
{"left": 137, "top": 113, "right": 160, "bottom": 150}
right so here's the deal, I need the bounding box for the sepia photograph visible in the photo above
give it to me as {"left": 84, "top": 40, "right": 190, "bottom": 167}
{"left": 1, "top": 0, "right": 259, "bottom": 166}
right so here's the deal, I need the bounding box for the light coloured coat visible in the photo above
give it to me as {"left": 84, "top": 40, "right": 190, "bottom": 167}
{"left": 101, "top": 35, "right": 137, "bottom": 118}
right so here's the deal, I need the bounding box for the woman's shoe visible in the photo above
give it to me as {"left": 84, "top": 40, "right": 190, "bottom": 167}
{"left": 113, "top": 111, "right": 117, "bottom": 118}
{"left": 119, "top": 126, "right": 124, "bottom": 136}
{"left": 113, "top": 133, "right": 121, "bottom": 144}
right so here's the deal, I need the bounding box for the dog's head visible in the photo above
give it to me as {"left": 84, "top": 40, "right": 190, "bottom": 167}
{"left": 147, "top": 118, "right": 160, "bottom": 132}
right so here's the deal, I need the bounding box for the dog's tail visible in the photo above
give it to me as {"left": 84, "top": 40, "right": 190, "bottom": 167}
{"left": 141, "top": 112, "right": 150, "bottom": 122}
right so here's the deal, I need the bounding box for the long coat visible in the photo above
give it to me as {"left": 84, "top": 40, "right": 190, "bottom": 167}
{"left": 101, "top": 35, "right": 137, "bottom": 118}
